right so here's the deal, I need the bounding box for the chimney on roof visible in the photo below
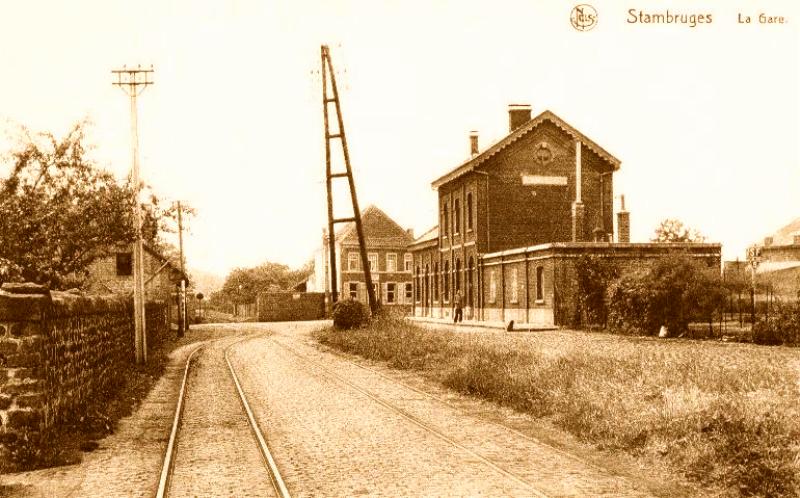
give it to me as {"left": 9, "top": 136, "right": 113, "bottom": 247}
{"left": 616, "top": 195, "right": 630, "bottom": 243}
{"left": 794, "top": 234, "right": 800, "bottom": 245}
{"left": 406, "top": 228, "right": 414, "bottom": 239}
{"left": 508, "top": 104, "right": 532, "bottom": 132}
{"left": 469, "top": 131, "right": 479, "bottom": 156}
{"left": 764, "top": 236, "right": 773, "bottom": 247}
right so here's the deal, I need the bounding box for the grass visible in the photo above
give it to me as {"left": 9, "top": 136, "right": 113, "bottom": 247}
{"left": 314, "top": 316, "right": 800, "bottom": 497}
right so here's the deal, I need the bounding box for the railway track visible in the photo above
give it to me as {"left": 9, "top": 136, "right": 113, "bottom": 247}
{"left": 155, "top": 336, "right": 290, "bottom": 498}
{"left": 268, "top": 337, "right": 551, "bottom": 498}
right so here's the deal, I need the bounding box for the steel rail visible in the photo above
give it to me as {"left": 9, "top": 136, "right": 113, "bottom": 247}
{"left": 225, "top": 337, "right": 291, "bottom": 498}
{"left": 155, "top": 342, "right": 206, "bottom": 498}
{"left": 269, "top": 338, "right": 550, "bottom": 498}
{"left": 320, "top": 341, "right": 628, "bottom": 482}
{"left": 156, "top": 334, "right": 290, "bottom": 498}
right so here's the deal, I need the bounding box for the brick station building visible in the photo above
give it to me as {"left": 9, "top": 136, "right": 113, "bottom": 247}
{"left": 410, "top": 104, "right": 721, "bottom": 327}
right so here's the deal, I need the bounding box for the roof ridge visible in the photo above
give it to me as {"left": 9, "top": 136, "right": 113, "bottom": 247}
{"left": 431, "top": 109, "right": 621, "bottom": 189}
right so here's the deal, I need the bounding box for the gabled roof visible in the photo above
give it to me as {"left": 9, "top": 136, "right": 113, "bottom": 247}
{"left": 335, "top": 205, "right": 415, "bottom": 247}
{"left": 142, "top": 243, "right": 190, "bottom": 284}
{"left": 431, "top": 110, "right": 621, "bottom": 189}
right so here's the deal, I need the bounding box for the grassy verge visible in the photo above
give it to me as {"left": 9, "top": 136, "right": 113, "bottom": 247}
{"left": 0, "top": 336, "right": 177, "bottom": 473}
{"left": 314, "top": 316, "right": 800, "bottom": 497}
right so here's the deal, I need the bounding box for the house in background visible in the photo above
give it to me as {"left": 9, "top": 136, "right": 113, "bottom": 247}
{"left": 411, "top": 104, "right": 721, "bottom": 327}
{"left": 306, "top": 205, "right": 416, "bottom": 309}
{"left": 84, "top": 243, "right": 188, "bottom": 304}
{"left": 748, "top": 218, "right": 800, "bottom": 299}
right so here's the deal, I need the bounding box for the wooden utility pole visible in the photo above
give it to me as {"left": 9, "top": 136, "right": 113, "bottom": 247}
{"left": 321, "top": 45, "right": 377, "bottom": 314}
{"left": 177, "top": 201, "right": 186, "bottom": 338}
{"left": 113, "top": 65, "right": 154, "bottom": 364}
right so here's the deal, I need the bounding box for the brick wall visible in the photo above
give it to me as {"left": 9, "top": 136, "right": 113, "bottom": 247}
{"left": 479, "top": 243, "right": 722, "bottom": 327}
{"left": 0, "top": 283, "right": 167, "bottom": 453}
{"left": 257, "top": 292, "right": 326, "bottom": 322}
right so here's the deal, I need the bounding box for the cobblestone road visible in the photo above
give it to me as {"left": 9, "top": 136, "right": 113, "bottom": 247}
{"left": 167, "top": 334, "right": 277, "bottom": 497}
{"left": 229, "top": 322, "right": 653, "bottom": 497}
{"left": 3, "top": 322, "right": 660, "bottom": 497}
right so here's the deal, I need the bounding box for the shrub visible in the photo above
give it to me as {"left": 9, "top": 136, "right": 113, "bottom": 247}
{"left": 575, "top": 256, "right": 619, "bottom": 328}
{"left": 607, "top": 255, "right": 725, "bottom": 336}
{"left": 332, "top": 298, "right": 367, "bottom": 329}
{"left": 752, "top": 303, "right": 800, "bottom": 346}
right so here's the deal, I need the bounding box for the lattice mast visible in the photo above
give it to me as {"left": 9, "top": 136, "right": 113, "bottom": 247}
{"left": 321, "top": 45, "right": 377, "bottom": 314}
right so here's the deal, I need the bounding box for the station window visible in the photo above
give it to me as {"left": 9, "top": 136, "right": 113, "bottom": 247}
{"left": 509, "top": 268, "right": 519, "bottom": 303}
{"left": 489, "top": 270, "right": 497, "bottom": 304}
{"left": 536, "top": 266, "right": 544, "bottom": 301}
{"left": 454, "top": 198, "right": 461, "bottom": 234}
{"left": 466, "top": 193, "right": 473, "bottom": 230}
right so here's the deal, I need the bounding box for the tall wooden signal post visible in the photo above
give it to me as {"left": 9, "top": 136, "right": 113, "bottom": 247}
{"left": 321, "top": 45, "right": 377, "bottom": 314}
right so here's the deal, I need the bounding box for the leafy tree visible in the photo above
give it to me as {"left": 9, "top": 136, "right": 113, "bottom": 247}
{"left": 606, "top": 255, "right": 725, "bottom": 336}
{"left": 651, "top": 218, "right": 706, "bottom": 243}
{"left": 0, "top": 121, "right": 164, "bottom": 288}
{"left": 219, "top": 261, "right": 312, "bottom": 304}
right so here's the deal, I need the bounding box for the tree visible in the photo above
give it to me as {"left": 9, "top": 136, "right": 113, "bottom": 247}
{"left": 219, "top": 261, "right": 311, "bottom": 304}
{"left": 0, "top": 121, "right": 164, "bottom": 288}
{"left": 651, "top": 218, "right": 706, "bottom": 243}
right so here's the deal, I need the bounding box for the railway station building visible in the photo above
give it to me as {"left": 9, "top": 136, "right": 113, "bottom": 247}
{"left": 410, "top": 104, "right": 721, "bottom": 327}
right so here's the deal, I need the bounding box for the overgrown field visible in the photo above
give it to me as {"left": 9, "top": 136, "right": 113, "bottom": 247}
{"left": 315, "top": 318, "right": 800, "bottom": 497}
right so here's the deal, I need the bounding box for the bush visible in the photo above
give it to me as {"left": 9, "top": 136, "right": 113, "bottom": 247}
{"left": 332, "top": 298, "right": 367, "bottom": 329}
{"left": 607, "top": 255, "right": 725, "bottom": 336}
{"left": 575, "top": 256, "right": 620, "bottom": 328}
{"left": 752, "top": 303, "right": 800, "bottom": 345}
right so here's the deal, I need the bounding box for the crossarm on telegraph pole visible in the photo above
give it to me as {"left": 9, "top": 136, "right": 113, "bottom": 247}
{"left": 112, "top": 65, "right": 154, "bottom": 364}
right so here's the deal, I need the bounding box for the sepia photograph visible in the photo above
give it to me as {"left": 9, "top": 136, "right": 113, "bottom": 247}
{"left": 0, "top": 1, "right": 798, "bottom": 496}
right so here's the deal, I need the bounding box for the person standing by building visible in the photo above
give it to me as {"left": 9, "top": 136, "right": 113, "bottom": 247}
{"left": 453, "top": 290, "right": 464, "bottom": 323}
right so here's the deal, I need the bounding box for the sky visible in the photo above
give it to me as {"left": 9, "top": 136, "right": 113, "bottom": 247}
{"left": 0, "top": 0, "right": 797, "bottom": 278}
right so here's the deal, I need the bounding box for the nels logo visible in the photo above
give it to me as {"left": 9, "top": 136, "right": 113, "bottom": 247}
{"left": 570, "top": 4, "right": 598, "bottom": 31}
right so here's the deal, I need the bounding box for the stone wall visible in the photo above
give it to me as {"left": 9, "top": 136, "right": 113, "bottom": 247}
{"left": 0, "top": 283, "right": 168, "bottom": 452}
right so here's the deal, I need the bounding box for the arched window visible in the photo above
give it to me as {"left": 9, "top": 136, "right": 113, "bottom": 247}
{"left": 454, "top": 198, "right": 461, "bottom": 234}
{"left": 434, "top": 262, "right": 439, "bottom": 299}
{"left": 455, "top": 258, "right": 462, "bottom": 293}
{"left": 424, "top": 264, "right": 430, "bottom": 307}
{"left": 444, "top": 260, "right": 450, "bottom": 300}
{"left": 466, "top": 193, "right": 473, "bottom": 230}
{"left": 415, "top": 266, "right": 421, "bottom": 302}
{"left": 467, "top": 256, "right": 474, "bottom": 307}
{"left": 442, "top": 203, "right": 449, "bottom": 237}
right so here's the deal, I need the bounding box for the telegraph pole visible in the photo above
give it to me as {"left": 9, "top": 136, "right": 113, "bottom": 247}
{"left": 113, "top": 65, "right": 154, "bottom": 364}
{"left": 177, "top": 201, "right": 186, "bottom": 338}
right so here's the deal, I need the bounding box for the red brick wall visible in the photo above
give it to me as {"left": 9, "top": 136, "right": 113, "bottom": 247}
{"left": 479, "top": 122, "right": 614, "bottom": 252}
{"left": 339, "top": 244, "right": 413, "bottom": 306}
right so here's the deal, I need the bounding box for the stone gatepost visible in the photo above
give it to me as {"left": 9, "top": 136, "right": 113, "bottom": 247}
{"left": 0, "top": 283, "right": 50, "bottom": 449}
